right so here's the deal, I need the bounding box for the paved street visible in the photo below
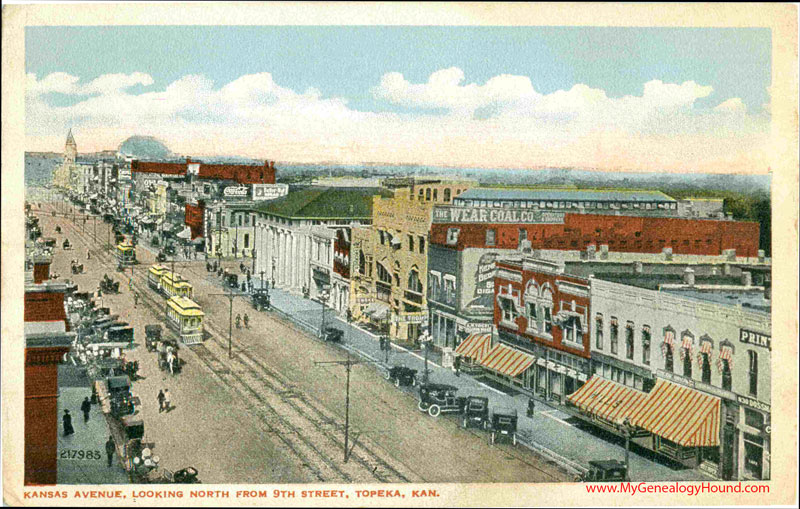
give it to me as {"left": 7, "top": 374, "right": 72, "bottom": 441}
{"left": 37, "top": 197, "right": 571, "bottom": 483}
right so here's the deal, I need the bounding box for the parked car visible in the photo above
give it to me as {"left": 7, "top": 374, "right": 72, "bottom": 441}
{"left": 251, "top": 288, "right": 271, "bottom": 311}
{"left": 386, "top": 366, "right": 417, "bottom": 387}
{"left": 417, "top": 383, "right": 465, "bottom": 417}
{"left": 576, "top": 460, "right": 628, "bottom": 482}
{"left": 461, "top": 396, "right": 490, "bottom": 429}
{"left": 321, "top": 327, "right": 343, "bottom": 342}
{"left": 489, "top": 408, "right": 518, "bottom": 445}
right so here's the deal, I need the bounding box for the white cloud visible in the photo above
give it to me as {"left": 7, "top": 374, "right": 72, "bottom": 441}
{"left": 25, "top": 69, "right": 769, "bottom": 172}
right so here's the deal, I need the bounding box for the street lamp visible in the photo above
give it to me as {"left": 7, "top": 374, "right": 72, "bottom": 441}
{"left": 622, "top": 417, "right": 633, "bottom": 481}
{"left": 318, "top": 285, "right": 331, "bottom": 338}
{"left": 419, "top": 327, "right": 432, "bottom": 385}
{"left": 271, "top": 257, "right": 277, "bottom": 289}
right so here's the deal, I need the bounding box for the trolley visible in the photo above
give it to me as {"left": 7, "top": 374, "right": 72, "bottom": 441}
{"left": 148, "top": 264, "right": 168, "bottom": 290}
{"left": 116, "top": 243, "right": 137, "bottom": 267}
{"left": 165, "top": 296, "right": 204, "bottom": 345}
{"left": 159, "top": 272, "right": 193, "bottom": 299}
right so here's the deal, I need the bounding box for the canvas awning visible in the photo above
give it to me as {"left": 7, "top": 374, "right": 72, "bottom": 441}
{"left": 479, "top": 343, "right": 535, "bottom": 377}
{"left": 566, "top": 375, "right": 648, "bottom": 426}
{"left": 177, "top": 227, "right": 192, "bottom": 240}
{"left": 364, "top": 301, "right": 390, "bottom": 321}
{"left": 627, "top": 379, "right": 721, "bottom": 447}
{"left": 454, "top": 333, "right": 493, "bottom": 362}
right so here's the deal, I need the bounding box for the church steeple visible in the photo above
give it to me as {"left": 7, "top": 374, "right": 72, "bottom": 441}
{"left": 64, "top": 128, "right": 77, "bottom": 164}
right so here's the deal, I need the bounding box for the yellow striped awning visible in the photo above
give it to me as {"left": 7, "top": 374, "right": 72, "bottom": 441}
{"left": 566, "top": 375, "right": 648, "bottom": 426}
{"left": 480, "top": 343, "right": 535, "bottom": 377}
{"left": 454, "top": 333, "right": 492, "bottom": 362}
{"left": 627, "top": 379, "right": 720, "bottom": 447}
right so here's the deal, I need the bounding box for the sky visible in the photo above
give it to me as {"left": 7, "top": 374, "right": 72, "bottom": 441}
{"left": 25, "top": 26, "right": 772, "bottom": 172}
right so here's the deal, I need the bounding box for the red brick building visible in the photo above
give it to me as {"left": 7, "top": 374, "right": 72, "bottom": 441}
{"left": 492, "top": 258, "right": 592, "bottom": 402}
{"left": 132, "top": 158, "right": 276, "bottom": 185}
{"left": 24, "top": 286, "right": 70, "bottom": 332}
{"left": 25, "top": 334, "right": 72, "bottom": 485}
{"left": 185, "top": 201, "right": 205, "bottom": 240}
{"left": 431, "top": 213, "right": 760, "bottom": 258}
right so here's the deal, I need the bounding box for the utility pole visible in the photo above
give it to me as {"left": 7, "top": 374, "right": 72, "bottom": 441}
{"left": 209, "top": 285, "right": 249, "bottom": 358}
{"left": 314, "top": 351, "right": 381, "bottom": 462}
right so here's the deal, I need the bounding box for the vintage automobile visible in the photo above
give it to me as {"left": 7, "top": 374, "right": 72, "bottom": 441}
{"left": 99, "top": 275, "right": 120, "bottom": 294}
{"left": 62, "top": 239, "right": 72, "bottom": 250}
{"left": 575, "top": 460, "right": 628, "bottom": 482}
{"left": 461, "top": 396, "right": 490, "bottom": 430}
{"left": 385, "top": 366, "right": 418, "bottom": 387}
{"left": 172, "top": 467, "right": 200, "bottom": 484}
{"left": 42, "top": 237, "right": 57, "bottom": 248}
{"left": 225, "top": 273, "right": 239, "bottom": 289}
{"left": 156, "top": 251, "right": 167, "bottom": 263}
{"left": 251, "top": 287, "right": 271, "bottom": 311}
{"left": 321, "top": 327, "right": 344, "bottom": 343}
{"left": 106, "top": 325, "right": 134, "bottom": 344}
{"left": 55, "top": 225, "right": 62, "bottom": 234}
{"left": 71, "top": 262, "right": 84, "bottom": 274}
{"left": 145, "top": 324, "right": 163, "bottom": 352}
{"left": 417, "top": 383, "right": 465, "bottom": 417}
{"left": 489, "top": 408, "right": 518, "bottom": 445}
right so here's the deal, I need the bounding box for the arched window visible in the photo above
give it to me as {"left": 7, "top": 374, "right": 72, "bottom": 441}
{"left": 541, "top": 287, "right": 553, "bottom": 334}
{"left": 408, "top": 269, "right": 422, "bottom": 294}
{"left": 444, "top": 188, "right": 451, "bottom": 202}
{"left": 524, "top": 280, "right": 540, "bottom": 331}
{"left": 377, "top": 263, "right": 391, "bottom": 284}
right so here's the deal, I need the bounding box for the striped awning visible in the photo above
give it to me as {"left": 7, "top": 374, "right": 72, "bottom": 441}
{"left": 697, "top": 340, "right": 713, "bottom": 366}
{"left": 717, "top": 345, "right": 734, "bottom": 372}
{"left": 480, "top": 343, "right": 535, "bottom": 378}
{"left": 454, "top": 333, "right": 492, "bottom": 362}
{"left": 628, "top": 379, "right": 721, "bottom": 447}
{"left": 567, "top": 375, "right": 648, "bottom": 426}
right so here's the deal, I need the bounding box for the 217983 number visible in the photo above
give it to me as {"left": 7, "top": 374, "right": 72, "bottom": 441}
{"left": 60, "top": 450, "right": 102, "bottom": 460}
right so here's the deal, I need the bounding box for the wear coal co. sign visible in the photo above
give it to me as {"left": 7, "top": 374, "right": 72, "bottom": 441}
{"left": 739, "top": 329, "right": 771, "bottom": 350}
{"left": 432, "top": 206, "right": 565, "bottom": 224}
{"left": 223, "top": 186, "right": 249, "bottom": 198}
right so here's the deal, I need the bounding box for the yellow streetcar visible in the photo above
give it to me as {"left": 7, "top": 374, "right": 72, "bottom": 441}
{"left": 148, "top": 264, "right": 169, "bottom": 290}
{"left": 116, "top": 242, "right": 137, "bottom": 267}
{"left": 165, "top": 296, "right": 204, "bottom": 345}
{"left": 159, "top": 271, "right": 194, "bottom": 299}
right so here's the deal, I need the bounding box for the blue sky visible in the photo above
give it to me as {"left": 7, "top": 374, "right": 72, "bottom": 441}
{"left": 26, "top": 26, "right": 770, "bottom": 112}
{"left": 25, "top": 26, "right": 772, "bottom": 171}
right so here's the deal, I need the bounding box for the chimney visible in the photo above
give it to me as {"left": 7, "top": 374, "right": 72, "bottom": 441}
{"left": 683, "top": 267, "right": 695, "bottom": 286}
{"left": 741, "top": 271, "right": 752, "bottom": 287}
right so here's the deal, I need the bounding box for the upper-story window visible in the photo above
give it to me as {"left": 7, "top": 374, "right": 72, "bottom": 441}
{"left": 486, "top": 229, "right": 496, "bottom": 247}
{"left": 748, "top": 350, "right": 758, "bottom": 396}
{"left": 641, "top": 325, "right": 651, "bottom": 365}
{"left": 595, "top": 313, "right": 604, "bottom": 350}
{"left": 444, "top": 188, "right": 451, "bottom": 202}
{"left": 609, "top": 317, "right": 619, "bottom": 355}
{"left": 625, "top": 322, "right": 635, "bottom": 360}
{"left": 408, "top": 235, "right": 414, "bottom": 252}
{"left": 418, "top": 236, "right": 425, "bottom": 254}
{"left": 446, "top": 228, "right": 460, "bottom": 246}
{"left": 407, "top": 269, "right": 422, "bottom": 294}
{"left": 499, "top": 296, "right": 517, "bottom": 324}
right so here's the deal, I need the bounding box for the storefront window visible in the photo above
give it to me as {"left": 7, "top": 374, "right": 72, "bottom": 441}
{"left": 743, "top": 434, "right": 764, "bottom": 479}
{"left": 744, "top": 408, "right": 764, "bottom": 430}
{"left": 500, "top": 297, "right": 516, "bottom": 323}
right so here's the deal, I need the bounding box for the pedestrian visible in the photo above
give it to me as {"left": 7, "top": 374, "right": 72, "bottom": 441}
{"left": 157, "top": 389, "right": 165, "bottom": 413}
{"left": 134, "top": 293, "right": 139, "bottom": 308}
{"left": 527, "top": 397, "right": 535, "bottom": 418}
{"left": 105, "top": 436, "right": 115, "bottom": 468}
{"left": 163, "top": 389, "right": 171, "bottom": 412}
{"left": 128, "top": 278, "right": 133, "bottom": 291}
{"left": 62, "top": 409, "right": 74, "bottom": 436}
{"left": 80, "top": 397, "right": 91, "bottom": 422}
{"left": 453, "top": 355, "right": 461, "bottom": 377}
{"left": 166, "top": 350, "right": 174, "bottom": 376}
{"left": 235, "top": 314, "right": 241, "bottom": 329}
{"left": 244, "top": 313, "right": 250, "bottom": 329}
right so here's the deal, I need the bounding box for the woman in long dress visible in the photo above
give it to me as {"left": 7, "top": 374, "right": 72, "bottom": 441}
{"left": 62, "top": 409, "right": 75, "bottom": 436}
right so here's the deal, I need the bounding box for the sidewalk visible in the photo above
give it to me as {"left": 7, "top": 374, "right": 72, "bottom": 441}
{"left": 56, "top": 366, "right": 130, "bottom": 484}
{"left": 245, "top": 282, "right": 716, "bottom": 482}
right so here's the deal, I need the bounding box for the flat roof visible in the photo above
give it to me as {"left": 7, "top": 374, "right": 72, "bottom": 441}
{"left": 456, "top": 188, "right": 675, "bottom": 203}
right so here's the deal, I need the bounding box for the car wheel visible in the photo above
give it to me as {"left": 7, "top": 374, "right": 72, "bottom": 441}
{"left": 385, "top": 371, "right": 391, "bottom": 381}
{"left": 513, "top": 434, "right": 517, "bottom": 446}
{"left": 395, "top": 379, "right": 400, "bottom": 388}
{"left": 428, "top": 405, "right": 441, "bottom": 418}
{"left": 462, "top": 418, "right": 467, "bottom": 429}
{"left": 491, "top": 432, "right": 495, "bottom": 445}
{"left": 418, "top": 401, "right": 428, "bottom": 412}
